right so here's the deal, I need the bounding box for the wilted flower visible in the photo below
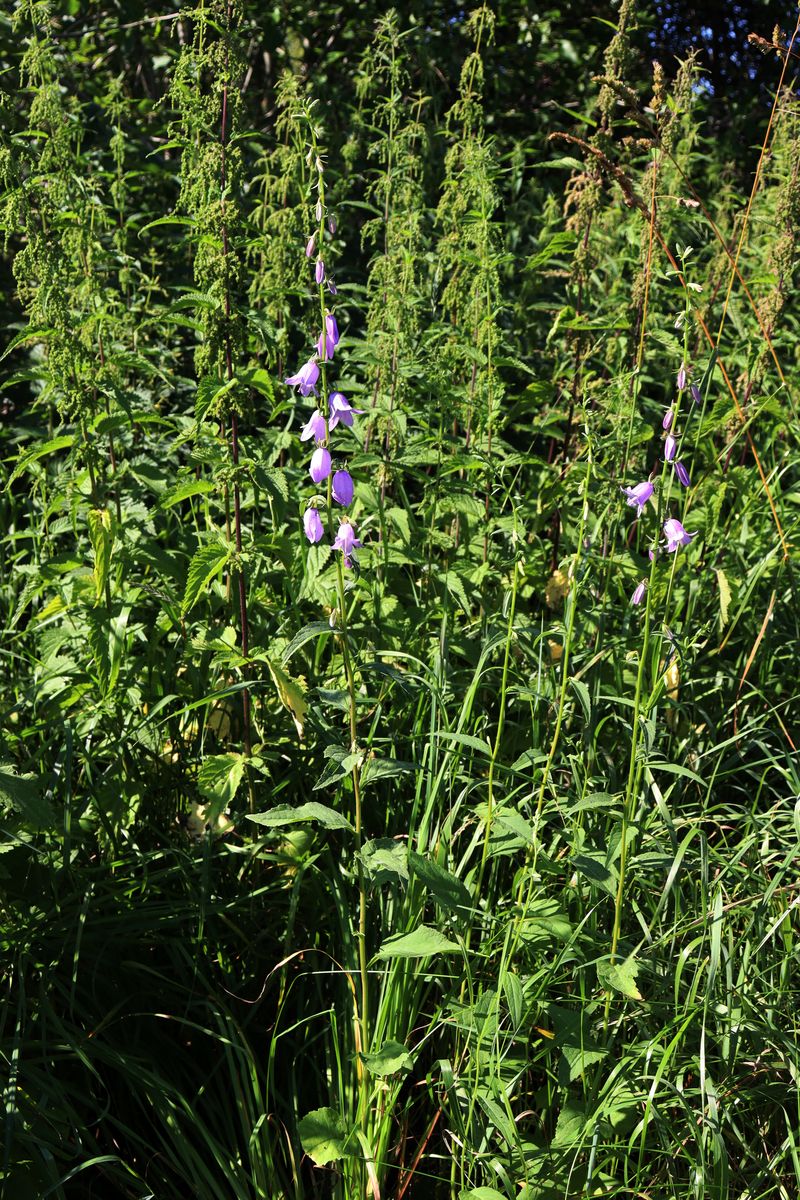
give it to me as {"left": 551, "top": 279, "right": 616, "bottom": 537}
{"left": 285, "top": 358, "right": 320, "bottom": 397}
{"left": 662, "top": 409, "right": 674, "bottom": 431}
{"left": 677, "top": 364, "right": 688, "bottom": 390}
{"left": 309, "top": 446, "right": 331, "bottom": 483}
{"left": 328, "top": 280, "right": 337, "bottom": 295}
{"left": 303, "top": 507, "right": 324, "bottom": 544}
{"left": 329, "top": 391, "right": 364, "bottom": 430}
{"left": 332, "top": 469, "right": 354, "bottom": 506}
{"left": 315, "top": 259, "right": 325, "bottom": 284}
{"left": 328, "top": 215, "right": 337, "bottom": 235}
{"left": 315, "top": 199, "right": 323, "bottom": 221}
{"left": 316, "top": 312, "right": 340, "bottom": 361}
{"left": 663, "top": 517, "right": 696, "bottom": 552}
{"left": 300, "top": 409, "right": 327, "bottom": 442}
{"left": 622, "top": 480, "right": 655, "bottom": 514}
{"left": 305, "top": 234, "right": 315, "bottom": 258}
{"left": 333, "top": 519, "right": 362, "bottom": 567}
{"left": 631, "top": 580, "right": 646, "bottom": 606}
{"left": 674, "top": 460, "right": 691, "bottom": 488}
{"left": 664, "top": 433, "right": 677, "bottom": 462}
{"left": 690, "top": 384, "right": 701, "bottom": 406}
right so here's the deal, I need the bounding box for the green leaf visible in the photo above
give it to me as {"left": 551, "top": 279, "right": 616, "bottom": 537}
{"left": 6, "top": 435, "right": 74, "bottom": 487}
{"left": 716, "top": 568, "right": 731, "bottom": 627}
{"left": 197, "top": 754, "right": 246, "bottom": 822}
{"left": 87, "top": 508, "right": 112, "bottom": 604}
{"left": 597, "top": 954, "right": 643, "bottom": 1000}
{"left": 247, "top": 803, "right": 353, "bottom": 832}
{"left": 86, "top": 610, "right": 110, "bottom": 695}
{"left": 182, "top": 541, "right": 231, "bottom": 614}
{"left": 377, "top": 925, "right": 460, "bottom": 959}
{"left": 459, "top": 1189, "right": 507, "bottom": 1200}
{"left": 359, "top": 838, "right": 408, "bottom": 885}
{"left": 159, "top": 477, "right": 217, "bottom": 509}
{"left": 0, "top": 764, "right": 53, "bottom": 829}
{"left": 267, "top": 661, "right": 308, "bottom": 738}
{"left": 297, "top": 1107, "right": 354, "bottom": 1166}
{"left": 360, "top": 1040, "right": 413, "bottom": 1077}
{"left": 552, "top": 1098, "right": 588, "bottom": 1149}
{"left": 408, "top": 850, "right": 472, "bottom": 916}
{"left": 569, "top": 677, "right": 591, "bottom": 723}
{"left": 360, "top": 757, "right": 417, "bottom": 787}
{"left": 281, "top": 621, "right": 332, "bottom": 665}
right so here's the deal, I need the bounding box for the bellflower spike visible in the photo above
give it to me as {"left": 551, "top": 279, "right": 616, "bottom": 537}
{"left": 305, "top": 234, "right": 315, "bottom": 258}
{"left": 285, "top": 357, "right": 319, "bottom": 397}
{"left": 631, "top": 580, "right": 646, "bottom": 606}
{"left": 664, "top": 433, "right": 677, "bottom": 462}
{"left": 677, "top": 364, "right": 688, "bottom": 390}
{"left": 332, "top": 469, "right": 354, "bottom": 506}
{"left": 333, "top": 519, "right": 362, "bottom": 568}
{"left": 329, "top": 391, "right": 364, "bottom": 431}
{"left": 622, "top": 480, "right": 655, "bottom": 515}
{"left": 663, "top": 517, "right": 696, "bottom": 552}
{"left": 662, "top": 409, "right": 674, "bottom": 431}
{"left": 691, "top": 384, "right": 701, "bottom": 406}
{"left": 303, "top": 507, "right": 324, "bottom": 544}
{"left": 315, "top": 258, "right": 325, "bottom": 284}
{"left": 300, "top": 409, "right": 327, "bottom": 443}
{"left": 309, "top": 446, "right": 331, "bottom": 484}
{"left": 674, "top": 460, "right": 691, "bottom": 488}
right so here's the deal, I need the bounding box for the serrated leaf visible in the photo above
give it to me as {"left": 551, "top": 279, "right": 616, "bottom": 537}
{"left": 247, "top": 803, "right": 353, "bottom": 832}
{"left": 408, "top": 850, "right": 472, "bottom": 916}
{"left": 86, "top": 609, "right": 110, "bottom": 694}
{"left": 267, "top": 661, "right": 308, "bottom": 738}
{"left": 377, "top": 925, "right": 460, "bottom": 959}
{"left": 716, "top": 568, "right": 731, "bottom": 627}
{"left": 87, "top": 508, "right": 112, "bottom": 604}
{"left": 360, "top": 757, "right": 417, "bottom": 787}
{"left": 360, "top": 1040, "right": 413, "bottom": 1076}
{"left": 280, "top": 621, "right": 332, "bottom": 665}
{"left": 159, "top": 477, "right": 216, "bottom": 509}
{"left": 197, "top": 753, "right": 246, "bottom": 822}
{"left": 359, "top": 838, "right": 408, "bottom": 885}
{"left": 0, "top": 764, "right": 53, "bottom": 829}
{"left": 597, "top": 954, "right": 643, "bottom": 1000}
{"left": 297, "top": 1107, "right": 354, "bottom": 1165}
{"left": 6, "top": 435, "right": 74, "bottom": 487}
{"left": 182, "top": 541, "right": 230, "bottom": 614}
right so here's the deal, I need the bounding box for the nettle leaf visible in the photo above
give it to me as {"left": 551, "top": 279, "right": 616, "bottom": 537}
{"left": 408, "top": 850, "right": 472, "bottom": 916}
{"left": 247, "top": 802, "right": 353, "bottom": 832}
{"left": 297, "top": 1107, "right": 354, "bottom": 1166}
{"left": 377, "top": 925, "right": 460, "bottom": 960}
{"left": 87, "top": 508, "right": 113, "bottom": 604}
{"left": 159, "top": 477, "right": 216, "bottom": 509}
{"left": 86, "top": 609, "right": 110, "bottom": 695}
{"left": 0, "top": 764, "right": 53, "bottom": 829}
{"left": 6, "top": 435, "right": 74, "bottom": 486}
{"left": 267, "top": 661, "right": 308, "bottom": 739}
{"left": 359, "top": 838, "right": 408, "bottom": 885}
{"left": 313, "top": 745, "right": 362, "bottom": 791}
{"left": 182, "top": 541, "right": 231, "bottom": 614}
{"left": 280, "top": 620, "right": 332, "bottom": 665}
{"left": 597, "top": 954, "right": 643, "bottom": 1001}
{"left": 197, "top": 753, "right": 246, "bottom": 822}
{"left": 360, "top": 757, "right": 417, "bottom": 787}
{"left": 360, "top": 1040, "right": 413, "bottom": 1077}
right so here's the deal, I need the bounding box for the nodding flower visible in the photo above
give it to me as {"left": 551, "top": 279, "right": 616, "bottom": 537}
{"left": 690, "top": 384, "right": 701, "bottom": 406}
{"left": 285, "top": 358, "right": 320, "bottom": 397}
{"left": 333, "top": 519, "right": 362, "bottom": 568}
{"left": 315, "top": 259, "right": 325, "bottom": 284}
{"left": 332, "top": 469, "right": 354, "bottom": 507}
{"left": 305, "top": 234, "right": 315, "bottom": 258}
{"left": 309, "top": 446, "right": 331, "bottom": 484}
{"left": 316, "top": 312, "right": 340, "bottom": 361}
{"left": 300, "top": 409, "right": 327, "bottom": 443}
{"left": 677, "top": 364, "right": 688, "bottom": 391}
{"left": 329, "top": 392, "right": 364, "bottom": 431}
{"left": 674, "top": 461, "right": 691, "bottom": 488}
{"left": 631, "top": 580, "right": 646, "bottom": 606}
{"left": 621, "top": 480, "right": 655, "bottom": 515}
{"left": 303, "top": 507, "right": 324, "bottom": 544}
{"left": 663, "top": 517, "right": 696, "bottom": 552}
{"left": 664, "top": 434, "right": 677, "bottom": 462}
{"left": 662, "top": 409, "right": 674, "bottom": 431}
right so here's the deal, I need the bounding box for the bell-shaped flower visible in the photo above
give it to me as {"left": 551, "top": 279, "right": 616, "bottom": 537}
{"left": 333, "top": 519, "right": 362, "bottom": 568}
{"left": 315, "top": 259, "right": 325, "bottom": 284}
{"left": 662, "top": 409, "right": 674, "bottom": 431}
{"left": 332, "top": 469, "right": 354, "bottom": 506}
{"left": 630, "top": 580, "right": 646, "bottom": 606}
{"left": 621, "top": 480, "right": 654, "bottom": 515}
{"left": 303, "top": 507, "right": 324, "bottom": 544}
{"left": 674, "top": 461, "right": 691, "bottom": 488}
{"left": 316, "top": 312, "right": 340, "bottom": 361}
{"left": 309, "top": 447, "right": 331, "bottom": 484}
{"left": 677, "top": 364, "right": 688, "bottom": 391}
{"left": 329, "top": 391, "right": 364, "bottom": 431}
{"left": 663, "top": 517, "right": 696, "bottom": 552}
{"left": 691, "top": 384, "right": 701, "bottom": 406}
{"left": 300, "top": 409, "right": 327, "bottom": 443}
{"left": 305, "top": 234, "right": 315, "bottom": 258}
{"left": 664, "top": 434, "right": 677, "bottom": 462}
{"left": 285, "top": 358, "right": 319, "bottom": 397}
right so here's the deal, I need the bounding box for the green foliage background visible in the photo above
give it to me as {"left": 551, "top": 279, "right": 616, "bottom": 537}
{"left": 1, "top": 2, "right": 799, "bottom": 1198}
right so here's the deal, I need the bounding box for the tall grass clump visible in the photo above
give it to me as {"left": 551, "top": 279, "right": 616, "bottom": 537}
{"left": 1, "top": 4, "right": 799, "bottom": 1199}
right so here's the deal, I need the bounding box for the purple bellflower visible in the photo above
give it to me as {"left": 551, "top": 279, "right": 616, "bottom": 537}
{"left": 285, "top": 358, "right": 320, "bottom": 397}
{"left": 329, "top": 392, "right": 364, "bottom": 431}
{"left": 309, "top": 447, "right": 331, "bottom": 484}
{"left": 315, "top": 259, "right": 325, "bottom": 284}
{"left": 622, "top": 480, "right": 655, "bottom": 515}
{"left": 300, "top": 409, "right": 327, "bottom": 443}
{"left": 305, "top": 234, "right": 315, "bottom": 258}
{"left": 328, "top": 215, "right": 337, "bottom": 235}
{"left": 327, "top": 280, "right": 337, "bottom": 295}
{"left": 332, "top": 469, "right": 354, "bottom": 506}
{"left": 315, "top": 199, "right": 323, "bottom": 221}
{"left": 674, "top": 461, "right": 691, "bottom": 488}
{"left": 662, "top": 409, "right": 674, "bottom": 431}
{"left": 677, "top": 364, "right": 688, "bottom": 391}
{"left": 303, "top": 507, "right": 324, "bottom": 544}
{"left": 663, "top": 517, "right": 696, "bottom": 552}
{"left": 316, "top": 312, "right": 340, "bottom": 361}
{"left": 334, "top": 520, "right": 362, "bottom": 568}
{"left": 631, "top": 580, "right": 646, "bottom": 606}
{"left": 664, "top": 434, "right": 677, "bottom": 462}
{"left": 691, "top": 384, "right": 701, "bottom": 406}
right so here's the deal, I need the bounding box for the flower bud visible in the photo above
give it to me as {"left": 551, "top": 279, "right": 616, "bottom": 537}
{"left": 662, "top": 409, "right": 674, "bottom": 431}
{"left": 664, "top": 433, "right": 677, "bottom": 462}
